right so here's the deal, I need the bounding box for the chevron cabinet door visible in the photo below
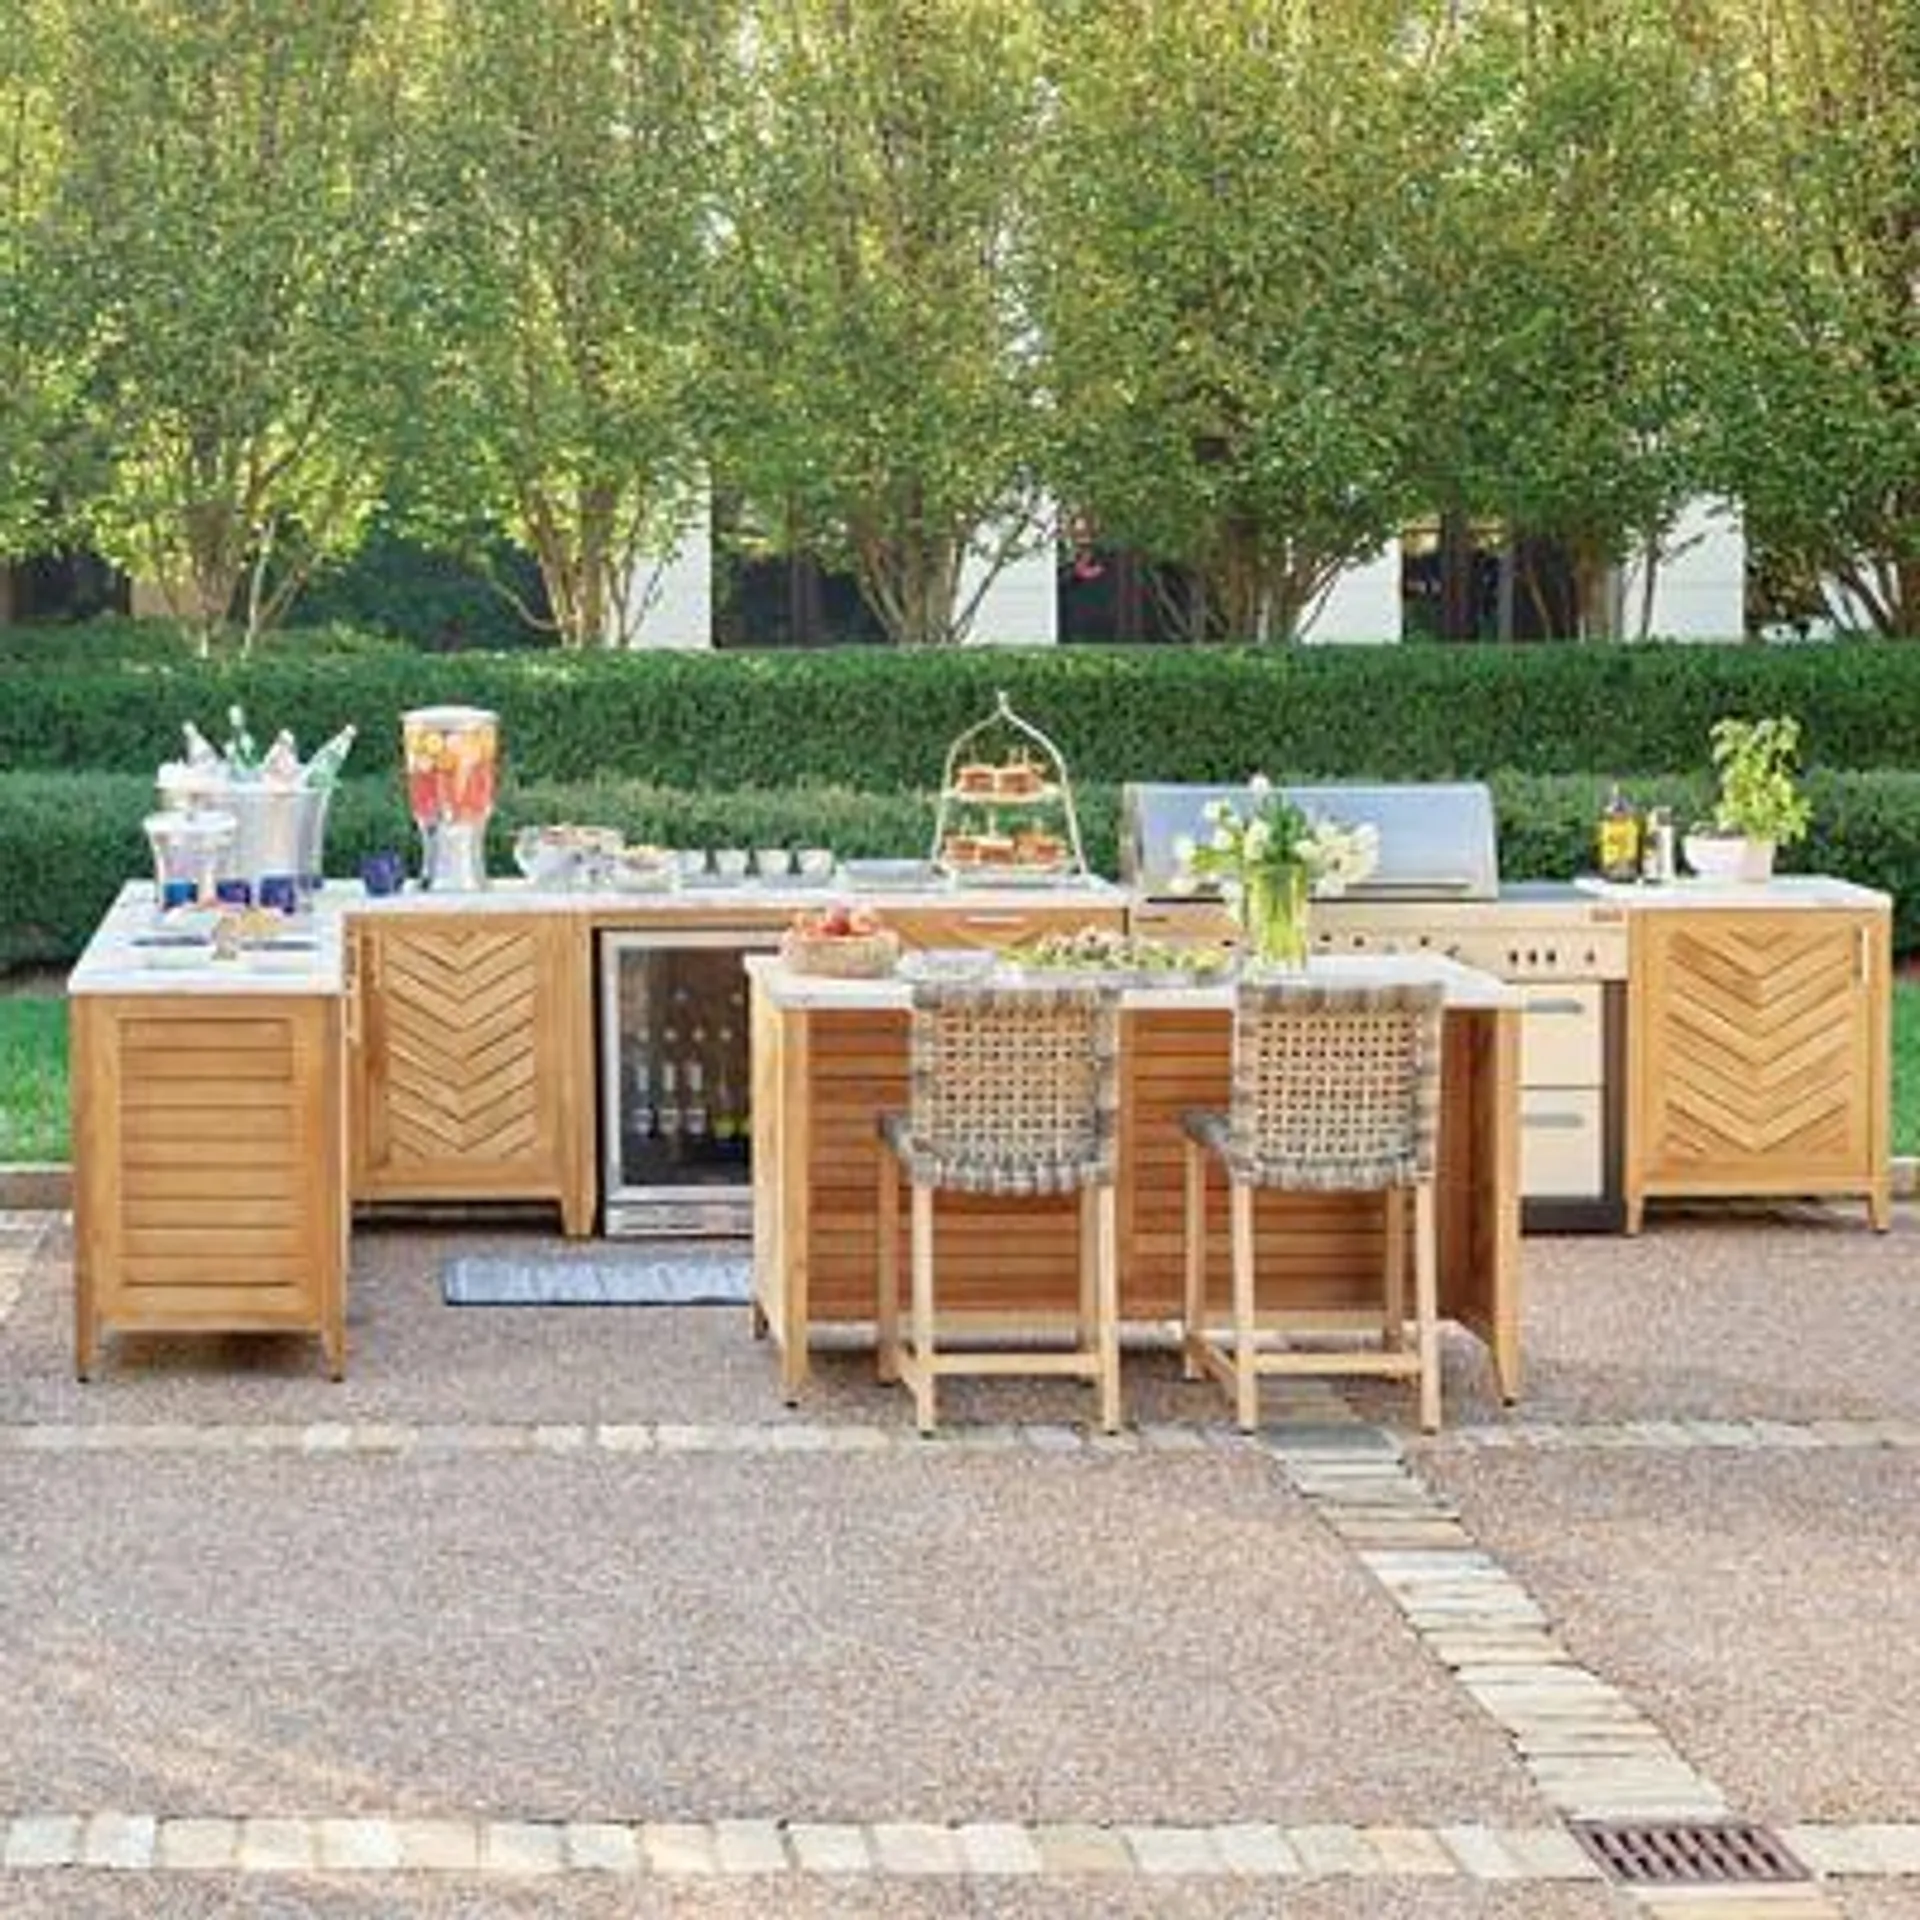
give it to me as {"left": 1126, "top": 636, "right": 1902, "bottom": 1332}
{"left": 1626, "top": 908, "right": 1889, "bottom": 1228}
{"left": 353, "top": 915, "right": 592, "bottom": 1225}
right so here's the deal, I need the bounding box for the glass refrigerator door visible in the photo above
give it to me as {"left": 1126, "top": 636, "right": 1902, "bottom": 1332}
{"left": 601, "top": 932, "right": 771, "bottom": 1232}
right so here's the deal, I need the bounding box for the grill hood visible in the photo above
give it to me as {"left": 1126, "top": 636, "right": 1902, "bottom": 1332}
{"left": 1121, "top": 782, "right": 1500, "bottom": 902}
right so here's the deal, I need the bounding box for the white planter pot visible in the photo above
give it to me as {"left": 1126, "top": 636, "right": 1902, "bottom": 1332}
{"left": 1682, "top": 833, "right": 1775, "bottom": 884}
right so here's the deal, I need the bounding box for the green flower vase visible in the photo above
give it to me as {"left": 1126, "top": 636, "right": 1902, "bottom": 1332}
{"left": 1241, "top": 864, "right": 1310, "bottom": 970}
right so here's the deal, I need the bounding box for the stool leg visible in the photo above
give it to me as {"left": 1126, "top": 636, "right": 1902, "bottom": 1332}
{"left": 1095, "top": 1182, "right": 1120, "bottom": 1434}
{"left": 1230, "top": 1178, "right": 1258, "bottom": 1432}
{"left": 876, "top": 1149, "right": 901, "bottom": 1384}
{"left": 1077, "top": 1185, "right": 1097, "bottom": 1357}
{"left": 1181, "top": 1139, "right": 1207, "bottom": 1381}
{"left": 910, "top": 1182, "right": 937, "bottom": 1435}
{"left": 1382, "top": 1187, "right": 1406, "bottom": 1352}
{"left": 1414, "top": 1179, "right": 1441, "bottom": 1433}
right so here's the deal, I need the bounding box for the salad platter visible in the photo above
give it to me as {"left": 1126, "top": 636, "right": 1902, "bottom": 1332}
{"left": 996, "top": 927, "right": 1238, "bottom": 986}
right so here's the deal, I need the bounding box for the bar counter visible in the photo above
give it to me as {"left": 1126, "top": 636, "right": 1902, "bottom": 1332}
{"left": 747, "top": 953, "right": 1525, "bottom": 1408}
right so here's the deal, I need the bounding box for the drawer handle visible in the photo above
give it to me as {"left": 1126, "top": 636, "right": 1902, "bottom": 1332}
{"left": 955, "top": 914, "right": 1028, "bottom": 929}
{"left": 1528, "top": 996, "right": 1588, "bottom": 1016}
{"left": 1523, "top": 1111, "right": 1585, "bottom": 1131}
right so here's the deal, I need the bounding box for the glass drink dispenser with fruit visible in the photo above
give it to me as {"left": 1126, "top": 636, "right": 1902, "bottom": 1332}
{"left": 402, "top": 706, "right": 498, "bottom": 891}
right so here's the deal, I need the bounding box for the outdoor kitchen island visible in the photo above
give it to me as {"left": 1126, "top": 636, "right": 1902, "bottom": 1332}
{"left": 748, "top": 951, "right": 1525, "bottom": 1408}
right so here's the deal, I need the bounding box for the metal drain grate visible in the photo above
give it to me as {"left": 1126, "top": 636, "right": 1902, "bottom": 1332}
{"left": 1569, "top": 1820, "right": 1807, "bottom": 1887}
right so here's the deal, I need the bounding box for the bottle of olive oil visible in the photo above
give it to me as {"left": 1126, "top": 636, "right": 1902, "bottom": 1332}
{"left": 1597, "top": 783, "right": 1642, "bottom": 883}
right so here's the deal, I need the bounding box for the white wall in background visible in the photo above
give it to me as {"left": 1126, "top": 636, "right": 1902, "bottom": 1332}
{"left": 961, "top": 535, "right": 1059, "bottom": 645}
{"left": 1620, "top": 498, "right": 1746, "bottom": 641}
{"left": 622, "top": 503, "right": 713, "bottom": 648}
{"left": 1302, "top": 541, "right": 1402, "bottom": 643}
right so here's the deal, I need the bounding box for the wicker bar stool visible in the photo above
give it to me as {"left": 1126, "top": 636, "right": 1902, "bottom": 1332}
{"left": 1179, "top": 978, "right": 1446, "bottom": 1433}
{"left": 876, "top": 979, "right": 1122, "bottom": 1435}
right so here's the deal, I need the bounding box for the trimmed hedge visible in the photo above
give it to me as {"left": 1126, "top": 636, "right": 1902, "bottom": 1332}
{"left": 6, "top": 766, "right": 1917, "bottom": 971}
{"left": 7, "top": 633, "right": 1920, "bottom": 787}
{"left": 0, "top": 616, "right": 408, "bottom": 669}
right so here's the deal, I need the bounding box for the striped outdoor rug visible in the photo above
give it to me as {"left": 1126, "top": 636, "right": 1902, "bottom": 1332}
{"left": 442, "top": 1247, "right": 752, "bottom": 1307}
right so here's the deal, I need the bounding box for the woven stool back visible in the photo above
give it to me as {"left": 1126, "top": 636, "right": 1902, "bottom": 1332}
{"left": 1225, "top": 979, "right": 1444, "bottom": 1190}
{"left": 900, "top": 981, "right": 1120, "bottom": 1195}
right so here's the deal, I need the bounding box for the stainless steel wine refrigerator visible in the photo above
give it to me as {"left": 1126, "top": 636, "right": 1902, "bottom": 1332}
{"left": 597, "top": 927, "right": 779, "bottom": 1236}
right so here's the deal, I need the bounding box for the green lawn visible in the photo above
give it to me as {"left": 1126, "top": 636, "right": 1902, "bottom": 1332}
{"left": 0, "top": 997, "right": 68, "bottom": 1162}
{"left": 1894, "top": 979, "right": 1920, "bottom": 1160}
{"left": 3, "top": 985, "right": 1920, "bottom": 1163}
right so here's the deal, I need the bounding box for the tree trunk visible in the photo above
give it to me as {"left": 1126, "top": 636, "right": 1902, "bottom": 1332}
{"left": 853, "top": 522, "right": 963, "bottom": 646}
{"left": 522, "top": 483, "right": 621, "bottom": 649}
{"left": 174, "top": 490, "right": 246, "bottom": 641}
{"left": 1572, "top": 544, "right": 1616, "bottom": 641}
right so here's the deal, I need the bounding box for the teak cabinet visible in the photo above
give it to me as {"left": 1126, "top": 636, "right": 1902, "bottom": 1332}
{"left": 1625, "top": 906, "right": 1890, "bottom": 1231}
{"left": 351, "top": 914, "right": 595, "bottom": 1235}
{"left": 72, "top": 992, "right": 348, "bottom": 1377}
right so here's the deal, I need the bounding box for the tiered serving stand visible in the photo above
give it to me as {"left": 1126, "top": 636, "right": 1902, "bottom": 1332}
{"left": 931, "top": 691, "right": 1089, "bottom": 885}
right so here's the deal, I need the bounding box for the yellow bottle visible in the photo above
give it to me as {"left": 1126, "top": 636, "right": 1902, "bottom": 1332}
{"left": 1597, "top": 783, "right": 1641, "bottom": 883}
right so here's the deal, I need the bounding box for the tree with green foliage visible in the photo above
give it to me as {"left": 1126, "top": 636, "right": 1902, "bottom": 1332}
{"left": 1692, "top": 0, "right": 1919, "bottom": 637}
{"left": 42, "top": 0, "right": 420, "bottom": 648}
{"left": 1402, "top": 0, "right": 1718, "bottom": 640}
{"left": 0, "top": 4, "right": 86, "bottom": 565}
{"left": 1035, "top": 0, "right": 1435, "bottom": 643}
{"left": 709, "top": 0, "right": 1047, "bottom": 648}
{"left": 397, "top": 0, "right": 734, "bottom": 650}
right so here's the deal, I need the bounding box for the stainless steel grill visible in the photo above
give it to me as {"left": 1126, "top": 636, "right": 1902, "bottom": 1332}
{"left": 1119, "top": 779, "right": 1626, "bottom": 1232}
{"left": 1120, "top": 782, "right": 1499, "bottom": 902}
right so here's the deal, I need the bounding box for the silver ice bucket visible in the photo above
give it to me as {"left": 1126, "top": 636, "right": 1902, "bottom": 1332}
{"left": 158, "top": 779, "right": 333, "bottom": 902}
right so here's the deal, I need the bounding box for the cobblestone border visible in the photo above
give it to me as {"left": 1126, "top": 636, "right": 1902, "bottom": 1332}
{"left": 0, "top": 1419, "right": 1275, "bottom": 1456}
{"left": 5, "top": 1412, "right": 1917, "bottom": 1457}
{"left": 1425, "top": 1418, "right": 1920, "bottom": 1452}
{"left": 1269, "top": 1433, "right": 1730, "bottom": 1821}
{"left": 4, "top": 1814, "right": 1914, "bottom": 1886}
{"left": 0, "top": 1814, "right": 1603, "bottom": 1879}
{"left": 0, "top": 1209, "right": 51, "bottom": 1332}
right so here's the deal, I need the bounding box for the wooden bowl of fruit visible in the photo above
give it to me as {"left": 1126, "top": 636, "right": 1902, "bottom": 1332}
{"left": 779, "top": 905, "right": 902, "bottom": 977}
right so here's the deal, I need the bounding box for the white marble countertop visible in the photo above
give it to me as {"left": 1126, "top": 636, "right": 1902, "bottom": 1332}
{"left": 70, "top": 890, "right": 347, "bottom": 997}
{"left": 326, "top": 875, "right": 1128, "bottom": 917}
{"left": 1573, "top": 874, "right": 1891, "bottom": 911}
{"left": 747, "top": 950, "right": 1522, "bottom": 1012}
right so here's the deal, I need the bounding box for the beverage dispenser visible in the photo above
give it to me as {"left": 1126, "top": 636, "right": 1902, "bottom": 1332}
{"left": 402, "top": 706, "right": 498, "bottom": 891}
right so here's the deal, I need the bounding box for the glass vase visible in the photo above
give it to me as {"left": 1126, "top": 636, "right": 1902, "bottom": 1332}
{"left": 1241, "top": 864, "right": 1310, "bottom": 970}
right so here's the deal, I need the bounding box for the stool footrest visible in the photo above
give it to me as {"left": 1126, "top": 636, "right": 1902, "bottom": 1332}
{"left": 898, "top": 1349, "right": 1105, "bottom": 1379}
{"left": 1190, "top": 1339, "right": 1423, "bottom": 1384}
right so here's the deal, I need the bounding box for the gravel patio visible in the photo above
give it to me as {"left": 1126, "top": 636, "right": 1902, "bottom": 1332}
{"left": 1, "top": 1203, "right": 1917, "bottom": 1917}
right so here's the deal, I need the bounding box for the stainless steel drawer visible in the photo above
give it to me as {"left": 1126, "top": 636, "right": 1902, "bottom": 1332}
{"left": 1518, "top": 982, "right": 1605, "bottom": 1087}
{"left": 1520, "top": 1088, "right": 1605, "bottom": 1199}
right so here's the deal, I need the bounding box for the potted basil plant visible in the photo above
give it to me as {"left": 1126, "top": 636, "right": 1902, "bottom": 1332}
{"left": 1682, "top": 714, "right": 1812, "bottom": 883}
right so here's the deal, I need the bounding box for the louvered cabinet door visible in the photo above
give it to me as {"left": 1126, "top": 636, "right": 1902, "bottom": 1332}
{"left": 352, "top": 915, "right": 594, "bottom": 1231}
{"left": 1626, "top": 909, "right": 1889, "bottom": 1230}
{"left": 72, "top": 992, "right": 348, "bottom": 1378}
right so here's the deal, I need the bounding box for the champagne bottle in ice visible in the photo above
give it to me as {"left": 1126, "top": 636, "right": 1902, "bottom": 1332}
{"left": 261, "top": 730, "right": 302, "bottom": 785}
{"left": 302, "top": 724, "right": 358, "bottom": 790}
{"left": 223, "top": 705, "right": 259, "bottom": 775}
{"left": 181, "top": 721, "right": 222, "bottom": 770}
